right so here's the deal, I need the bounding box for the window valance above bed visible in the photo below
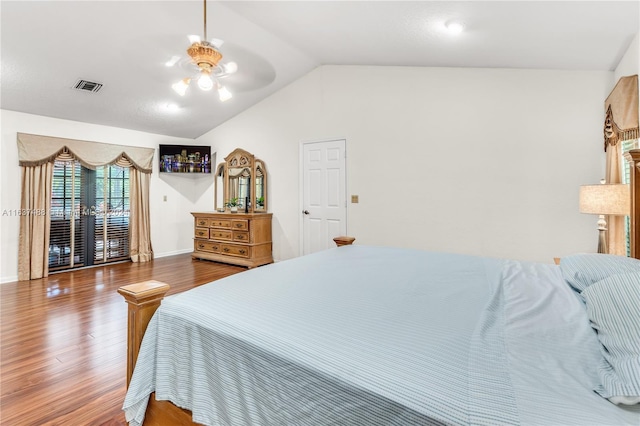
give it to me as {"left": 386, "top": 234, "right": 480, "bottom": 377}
{"left": 604, "top": 75, "right": 639, "bottom": 151}
{"left": 17, "top": 132, "right": 155, "bottom": 173}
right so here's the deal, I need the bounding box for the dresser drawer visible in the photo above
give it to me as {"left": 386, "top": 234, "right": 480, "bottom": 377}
{"left": 210, "top": 230, "right": 232, "bottom": 240}
{"left": 191, "top": 211, "right": 273, "bottom": 268}
{"left": 232, "top": 231, "right": 250, "bottom": 242}
{"left": 195, "top": 218, "right": 209, "bottom": 227}
{"left": 194, "top": 240, "right": 221, "bottom": 253}
{"left": 210, "top": 219, "right": 232, "bottom": 228}
{"left": 194, "top": 227, "right": 209, "bottom": 239}
{"left": 220, "top": 244, "right": 250, "bottom": 258}
{"left": 231, "top": 220, "right": 249, "bottom": 231}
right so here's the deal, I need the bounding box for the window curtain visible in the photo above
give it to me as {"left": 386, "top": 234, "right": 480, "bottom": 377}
{"left": 17, "top": 162, "right": 54, "bottom": 281}
{"left": 17, "top": 133, "right": 155, "bottom": 280}
{"left": 604, "top": 75, "right": 639, "bottom": 255}
{"left": 129, "top": 168, "right": 154, "bottom": 262}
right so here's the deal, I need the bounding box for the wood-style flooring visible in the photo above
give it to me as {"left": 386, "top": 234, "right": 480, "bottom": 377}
{"left": 1, "top": 254, "right": 245, "bottom": 425}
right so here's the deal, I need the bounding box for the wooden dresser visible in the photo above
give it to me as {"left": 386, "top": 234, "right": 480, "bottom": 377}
{"left": 191, "top": 212, "right": 273, "bottom": 268}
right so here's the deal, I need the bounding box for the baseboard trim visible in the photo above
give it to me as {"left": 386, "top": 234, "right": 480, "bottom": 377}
{"left": 1, "top": 275, "right": 19, "bottom": 285}
{"left": 154, "top": 248, "right": 193, "bottom": 258}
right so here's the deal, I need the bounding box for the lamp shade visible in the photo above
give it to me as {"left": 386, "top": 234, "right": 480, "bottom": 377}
{"left": 579, "top": 184, "right": 630, "bottom": 216}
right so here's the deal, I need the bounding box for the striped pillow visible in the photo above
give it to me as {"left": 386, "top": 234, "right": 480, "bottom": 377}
{"left": 559, "top": 253, "right": 640, "bottom": 292}
{"left": 582, "top": 272, "right": 640, "bottom": 405}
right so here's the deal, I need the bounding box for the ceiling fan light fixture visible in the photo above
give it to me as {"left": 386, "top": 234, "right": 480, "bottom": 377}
{"left": 172, "top": 78, "right": 191, "bottom": 96}
{"left": 445, "top": 20, "right": 465, "bottom": 35}
{"left": 217, "top": 85, "right": 232, "bottom": 102}
{"left": 171, "top": 0, "right": 235, "bottom": 101}
{"left": 223, "top": 62, "right": 238, "bottom": 74}
{"left": 198, "top": 72, "right": 215, "bottom": 91}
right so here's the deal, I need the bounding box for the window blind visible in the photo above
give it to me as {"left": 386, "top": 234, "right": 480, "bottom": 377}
{"left": 48, "top": 161, "right": 130, "bottom": 271}
{"left": 95, "top": 166, "right": 130, "bottom": 263}
{"left": 49, "top": 160, "right": 85, "bottom": 270}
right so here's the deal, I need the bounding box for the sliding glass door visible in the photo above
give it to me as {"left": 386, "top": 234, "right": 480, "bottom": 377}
{"left": 49, "top": 160, "right": 130, "bottom": 271}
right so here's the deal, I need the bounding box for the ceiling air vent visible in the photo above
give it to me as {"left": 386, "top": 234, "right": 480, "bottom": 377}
{"left": 72, "top": 79, "right": 103, "bottom": 93}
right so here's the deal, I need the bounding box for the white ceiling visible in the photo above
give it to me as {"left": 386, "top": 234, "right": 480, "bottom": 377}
{"left": 1, "top": 1, "right": 638, "bottom": 139}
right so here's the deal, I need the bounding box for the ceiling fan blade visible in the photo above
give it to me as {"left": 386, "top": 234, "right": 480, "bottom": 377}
{"left": 210, "top": 38, "right": 224, "bottom": 49}
{"left": 188, "top": 34, "right": 201, "bottom": 44}
{"left": 165, "top": 55, "right": 181, "bottom": 67}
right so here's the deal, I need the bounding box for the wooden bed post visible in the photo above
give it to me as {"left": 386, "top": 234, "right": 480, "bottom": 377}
{"left": 118, "top": 280, "right": 170, "bottom": 387}
{"left": 333, "top": 236, "right": 355, "bottom": 247}
{"left": 624, "top": 149, "right": 640, "bottom": 259}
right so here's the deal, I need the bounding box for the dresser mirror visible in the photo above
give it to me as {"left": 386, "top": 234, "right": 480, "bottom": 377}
{"left": 214, "top": 163, "right": 225, "bottom": 211}
{"left": 214, "top": 148, "right": 268, "bottom": 213}
{"left": 254, "top": 160, "right": 267, "bottom": 212}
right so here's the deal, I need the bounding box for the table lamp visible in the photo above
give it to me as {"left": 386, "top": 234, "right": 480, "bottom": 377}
{"left": 579, "top": 182, "right": 630, "bottom": 253}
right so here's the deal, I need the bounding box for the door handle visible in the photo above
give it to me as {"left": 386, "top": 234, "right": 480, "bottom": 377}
{"left": 303, "top": 210, "right": 310, "bottom": 215}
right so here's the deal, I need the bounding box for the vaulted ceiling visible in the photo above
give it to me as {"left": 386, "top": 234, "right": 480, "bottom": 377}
{"left": 1, "top": 1, "right": 638, "bottom": 139}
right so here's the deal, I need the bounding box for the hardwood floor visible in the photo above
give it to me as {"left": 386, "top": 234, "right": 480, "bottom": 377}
{"left": 1, "top": 254, "right": 244, "bottom": 425}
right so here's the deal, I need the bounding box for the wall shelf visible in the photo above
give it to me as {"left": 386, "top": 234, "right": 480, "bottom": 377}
{"left": 159, "top": 144, "right": 212, "bottom": 174}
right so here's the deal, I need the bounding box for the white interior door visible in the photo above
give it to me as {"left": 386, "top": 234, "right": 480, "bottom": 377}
{"left": 301, "top": 139, "right": 347, "bottom": 255}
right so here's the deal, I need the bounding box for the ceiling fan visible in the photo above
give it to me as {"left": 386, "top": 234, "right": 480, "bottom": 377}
{"left": 170, "top": 0, "right": 237, "bottom": 101}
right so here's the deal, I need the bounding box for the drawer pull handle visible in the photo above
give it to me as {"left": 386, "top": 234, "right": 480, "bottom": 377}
{"left": 213, "top": 246, "right": 218, "bottom": 250}
{"left": 198, "top": 244, "right": 204, "bottom": 249}
{"left": 239, "top": 249, "right": 246, "bottom": 255}
{"left": 198, "top": 221, "right": 206, "bottom": 225}
{"left": 236, "top": 235, "right": 244, "bottom": 239}
{"left": 223, "top": 247, "right": 230, "bottom": 253}
{"left": 235, "top": 223, "right": 242, "bottom": 228}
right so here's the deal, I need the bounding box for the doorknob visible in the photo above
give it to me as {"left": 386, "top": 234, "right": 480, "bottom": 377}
{"left": 302, "top": 210, "right": 310, "bottom": 215}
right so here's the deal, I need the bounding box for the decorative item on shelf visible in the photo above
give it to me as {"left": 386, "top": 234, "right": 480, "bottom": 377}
{"left": 226, "top": 197, "right": 239, "bottom": 213}
{"left": 579, "top": 180, "right": 630, "bottom": 254}
{"left": 159, "top": 144, "right": 211, "bottom": 173}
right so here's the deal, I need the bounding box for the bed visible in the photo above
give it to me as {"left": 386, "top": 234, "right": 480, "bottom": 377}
{"left": 120, "top": 150, "right": 640, "bottom": 425}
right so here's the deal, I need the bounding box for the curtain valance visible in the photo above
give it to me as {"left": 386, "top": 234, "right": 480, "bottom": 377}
{"left": 604, "top": 75, "right": 639, "bottom": 151}
{"left": 17, "top": 133, "right": 155, "bottom": 173}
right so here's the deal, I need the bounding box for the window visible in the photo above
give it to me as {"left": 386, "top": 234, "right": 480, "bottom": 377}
{"left": 49, "top": 161, "right": 130, "bottom": 271}
{"left": 50, "top": 161, "right": 85, "bottom": 269}
{"left": 95, "top": 165, "right": 130, "bottom": 263}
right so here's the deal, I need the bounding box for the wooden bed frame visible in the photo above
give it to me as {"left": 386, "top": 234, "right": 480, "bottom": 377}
{"left": 118, "top": 152, "right": 640, "bottom": 425}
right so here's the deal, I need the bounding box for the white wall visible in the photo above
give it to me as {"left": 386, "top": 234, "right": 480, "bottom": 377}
{"left": 0, "top": 110, "right": 213, "bottom": 282}
{"left": 199, "top": 65, "right": 612, "bottom": 263}
{"left": 614, "top": 32, "right": 639, "bottom": 81}
{"left": 613, "top": 32, "right": 639, "bottom": 134}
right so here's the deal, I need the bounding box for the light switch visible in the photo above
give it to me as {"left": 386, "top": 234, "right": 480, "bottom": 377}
{"left": 351, "top": 195, "right": 359, "bottom": 203}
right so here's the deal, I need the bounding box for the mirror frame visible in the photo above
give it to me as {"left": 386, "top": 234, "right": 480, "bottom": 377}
{"left": 254, "top": 159, "right": 267, "bottom": 212}
{"left": 214, "top": 148, "right": 268, "bottom": 213}
{"left": 214, "top": 163, "right": 225, "bottom": 211}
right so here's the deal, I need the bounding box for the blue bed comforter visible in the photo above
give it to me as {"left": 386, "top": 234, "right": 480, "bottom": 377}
{"left": 124, "top": 246, "right": 640, "bottom": 425}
